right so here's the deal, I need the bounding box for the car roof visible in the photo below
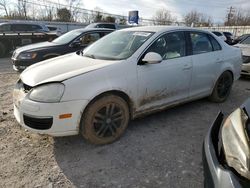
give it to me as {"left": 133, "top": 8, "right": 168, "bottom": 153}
{"left": 121, "top": 26, "right": 210, "bottom": 33}
{"left": 0, "top": 22, "right": 44, "bottom": 26}
{"left": 88, "top": 22, "right": 116, "bottom": 25}
{"left": 72, "top": 28, "right": 115, "bottom": 32}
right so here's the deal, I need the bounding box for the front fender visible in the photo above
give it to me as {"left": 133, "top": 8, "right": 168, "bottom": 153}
{"left": 61, "top": 60, "right": 137, "bottom": 104}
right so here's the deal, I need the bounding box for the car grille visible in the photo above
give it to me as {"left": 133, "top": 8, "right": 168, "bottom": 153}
{"left": 23, "top": 114, "right": 53, "bottom": 130}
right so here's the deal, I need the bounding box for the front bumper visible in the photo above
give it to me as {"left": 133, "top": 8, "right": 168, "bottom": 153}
{"left": 241, "top": 63, "right": 250, "bottom": 76}
{"left": 13, "top": 89, "right": 89, "bottom": 136}
{"left": 11, "top": 58, "right": 37, "bottom": 71}
{"left": 203, "top": 112, "right": 248, "bottom": 188}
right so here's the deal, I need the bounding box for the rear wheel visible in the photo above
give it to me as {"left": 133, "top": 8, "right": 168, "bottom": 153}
{"left": 209, "top": 71, "right": 233, "bottom": 103}
{"left": 80, "top": 95, "right": 129, "bottom": 145}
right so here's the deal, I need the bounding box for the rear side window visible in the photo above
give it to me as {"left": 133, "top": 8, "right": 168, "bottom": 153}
{"left": 104, "top": 24, "right": 116, "bottom": 29}
{"left": 0, "top": 24, "right": 11, "bottom": 32}
{"left": 11, "top": 24, "right": 29, "bottom": 32}
{"left": 190, "top": 32, "right": 213, "bottom": 55}
{"left": 208, "top": 35, "right": 222, "bottom": 51}
{"left": 31, "top": 25, "right": 42, "bottom": 30}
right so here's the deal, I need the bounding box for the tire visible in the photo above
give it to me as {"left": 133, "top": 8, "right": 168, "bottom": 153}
{"left": 0, "top": 42, "right": 6, "bottom": 58}
{"left": 80, "top": 94, "right": 130, "bottom": 145}
{"left": 209, "top": 71, "right": 233, "bottom": 103}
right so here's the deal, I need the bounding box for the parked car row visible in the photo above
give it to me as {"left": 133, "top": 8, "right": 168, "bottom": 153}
{"left": 211, "top": 30, "right": 250, "bottom": 46}
{"left": 212, "top": 31, "right": 235, "bottom": 44}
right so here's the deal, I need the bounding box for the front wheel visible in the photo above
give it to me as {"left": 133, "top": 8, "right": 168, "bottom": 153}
{"left": 80, "top": 95, "right": 130, "bottom": 145}
{"left": 209, "top": 71, "right": 233, "bottom": 103}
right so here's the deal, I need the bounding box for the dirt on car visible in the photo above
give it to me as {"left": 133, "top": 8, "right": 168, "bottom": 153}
{"left": 0, "top": 71, "right": 250, "bottom": 188}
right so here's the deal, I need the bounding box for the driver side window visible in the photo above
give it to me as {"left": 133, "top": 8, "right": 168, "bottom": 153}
{"left": 145, "top": 31, "right": 186, "bottom": 60}
{"left": 80, "top": 33, "right": 101, "bottom": 46}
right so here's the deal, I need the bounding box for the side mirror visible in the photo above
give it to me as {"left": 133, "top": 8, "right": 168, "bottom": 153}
{"left": 70, "top": 41, "right": 81, "bottom": 48}
{"left": 142, "top": 52, "right": 162, "bottom": 64}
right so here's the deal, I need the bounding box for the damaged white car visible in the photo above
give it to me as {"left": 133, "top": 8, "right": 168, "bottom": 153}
{"left": 13, "top": 26, "right": 242, "bottom": 144}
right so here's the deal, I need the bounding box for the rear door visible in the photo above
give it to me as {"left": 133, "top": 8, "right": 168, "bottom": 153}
{"left": 188, "top": 31, "right": 223, "bottom": 98}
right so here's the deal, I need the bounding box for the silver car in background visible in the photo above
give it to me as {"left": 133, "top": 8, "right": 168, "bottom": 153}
{"left": 235, "top": 35, "right": 250, "bottom": 76}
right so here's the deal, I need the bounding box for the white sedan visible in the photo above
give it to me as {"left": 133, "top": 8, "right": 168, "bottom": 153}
{"left": 13, "top": 26, "right": 242, "bottom": 144}
{"left": 234, "top": 35, "right": 250, "bottom": 76}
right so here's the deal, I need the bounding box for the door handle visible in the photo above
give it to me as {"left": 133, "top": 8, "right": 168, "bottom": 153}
{"left": 216, "top": 58, "right": 223, "bottom": 63}
{"left": 183, "top": 64, "right": 192, "bottom": 70}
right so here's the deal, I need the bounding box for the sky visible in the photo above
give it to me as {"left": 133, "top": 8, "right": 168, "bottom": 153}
{"left": 1, "top": 0, "right": 250, "bottom": 24}
{"left": 83, "top": 0, "right": 250, "bottom": 23}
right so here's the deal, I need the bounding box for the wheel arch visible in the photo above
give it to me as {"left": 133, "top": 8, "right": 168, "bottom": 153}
{"left": 83, "top": 90, "right": 134, "bottom": 120}
{"left": 223, "top": 69, "right": 234, "bottom": 80}
{"left": 210, "top": 69, "right": 234, "bottom": 95}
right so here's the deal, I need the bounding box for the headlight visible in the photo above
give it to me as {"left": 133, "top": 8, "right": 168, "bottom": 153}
{"left": 18, "top": 52, "right": 37, "bottom": 60}
{"left": 29, "top": 83, "right": 64, "bottom": 103}
{"left": 222, "top": 108, "right": 250, "bottom": 179}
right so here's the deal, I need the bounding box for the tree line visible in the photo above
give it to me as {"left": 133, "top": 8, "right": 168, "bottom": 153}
{"left": 0, "top": 0, "right": 124, "bottom": 24}
{"left": 0, "top": 0, "right": 250, "bottom": 26}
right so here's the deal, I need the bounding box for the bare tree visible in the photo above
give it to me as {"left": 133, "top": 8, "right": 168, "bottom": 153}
{"left": 0, "top": 0, "right": 9, "bottom": 17}
{"left": 16, "top": 0, "right": 29, "bottom": 19}
{"left": 42, "top": 4, "right": 56, "bottom": 21}
{"left": 152, "top": 9, "right": 176, "bottom": 25}
{"left": 224, "top": 8, "right": 250, "bottom": 26}
{"left": 82, "top": 11, "right": 95, "bottom": 23}
{"left": 65, "top": 0, "right": 83, "bottom": 22}
{"left": 184, "top": 10, "right": 213, "bottom": 27}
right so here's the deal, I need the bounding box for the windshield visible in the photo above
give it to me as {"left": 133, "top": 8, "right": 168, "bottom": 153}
{"left": 82, "top": 30, "right": 154, "bottom": 60}
{"left": 52, "top": 30, "right": 83, "bottom": 44}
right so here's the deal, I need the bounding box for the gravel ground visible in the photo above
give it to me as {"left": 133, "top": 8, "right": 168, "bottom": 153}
{"left": 0, "top": 69, "right": 249, "bottom": 188}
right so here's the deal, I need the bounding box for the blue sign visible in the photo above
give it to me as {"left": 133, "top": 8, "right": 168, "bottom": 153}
{"left": 128, "top": 11, "right": 139, "bottom": 24}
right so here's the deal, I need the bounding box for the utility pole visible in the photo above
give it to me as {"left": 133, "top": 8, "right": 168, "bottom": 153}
{"left": 227, "top": 6, "right": 235, "bottom": 26}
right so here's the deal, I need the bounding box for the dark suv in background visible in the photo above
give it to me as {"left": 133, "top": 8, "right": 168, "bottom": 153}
{"left": 11, "top": 28, "right": 114, "bottom": 71}
{"left": 0, "top": 22, "right": 50, "bottom": 33}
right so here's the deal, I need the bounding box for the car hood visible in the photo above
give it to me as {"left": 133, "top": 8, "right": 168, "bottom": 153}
{"left": 20, "top": 53, "right": 118, "bottom": 87}
{"left": 15, "top": 42, "right": 59, "bottom": 53}
{"left": 234, "top": 44, "right": 250, "bottom": 56}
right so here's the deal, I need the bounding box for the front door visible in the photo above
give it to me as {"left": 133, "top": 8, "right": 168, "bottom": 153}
{"left": 136, "top": 31, "right": 193, "bottom": 111}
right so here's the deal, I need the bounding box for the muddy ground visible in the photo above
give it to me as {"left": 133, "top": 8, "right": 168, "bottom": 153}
{"left": 0, "top": 60, "right": 250, "bottom": 187}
